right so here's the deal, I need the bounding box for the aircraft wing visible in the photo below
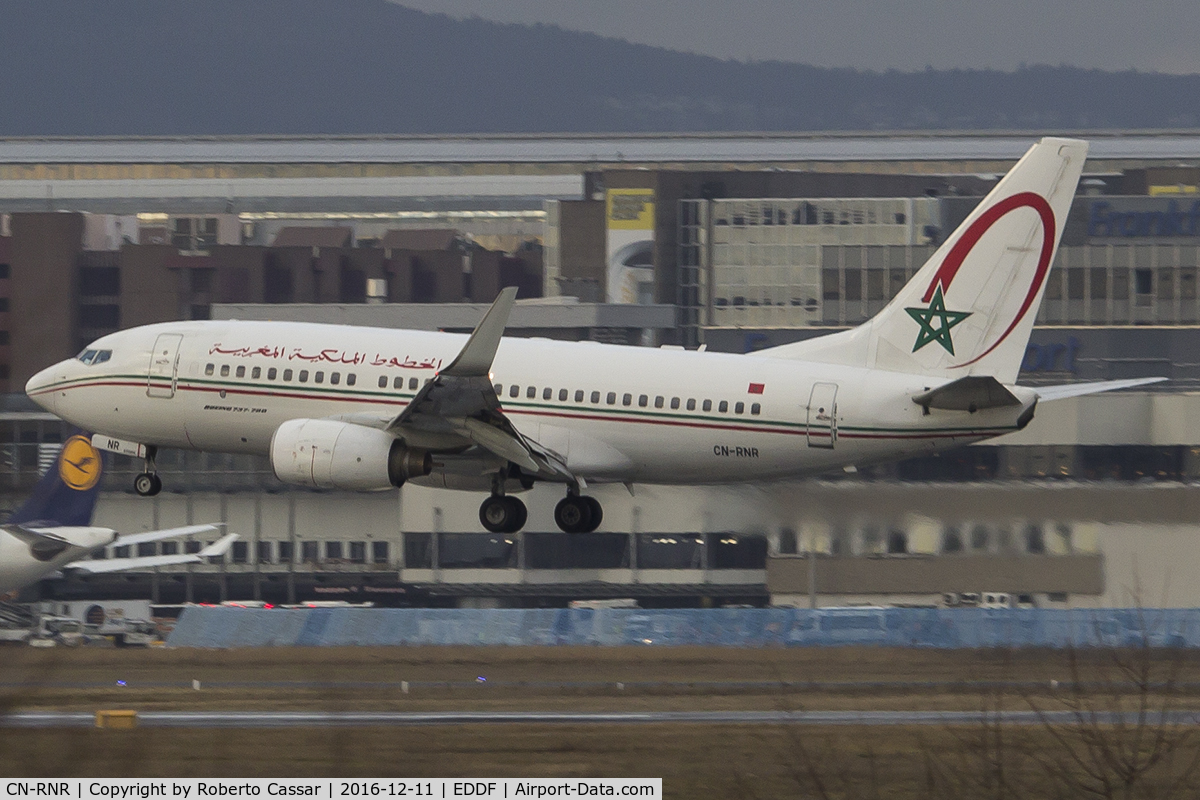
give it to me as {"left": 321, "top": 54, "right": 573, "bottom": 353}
{"left": 111, "top": 523, "right": 223, "bottom": 548}
{"left": 383, "top": 287, "right": 575, "bottom": 484}
{"left": 67, "top": 533, "right": 239, "bottom": 573}
{"left": 1033, "top": 377, "right": 1167, "bottom": 402}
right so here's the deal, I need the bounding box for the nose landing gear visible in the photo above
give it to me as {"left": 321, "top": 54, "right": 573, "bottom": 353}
{"left": 133, "top": 446, "right": 161, "bottom": 497}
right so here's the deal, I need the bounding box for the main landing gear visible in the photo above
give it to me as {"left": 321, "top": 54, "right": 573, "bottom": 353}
{"left": 133, "top": 446, "right": 162, "bottom": 497}
{"left": 554, "top": 492, "right": 602, "bottom": 534}
{"left": 478, "top": 472, "right": 527, "bottom": 534}
{"left": 479, "top": 495, "right": 527, "bottom": 534}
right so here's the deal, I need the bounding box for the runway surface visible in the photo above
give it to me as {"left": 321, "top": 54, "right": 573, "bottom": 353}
{"left": 7, "top": 709, "right": 1200, "bottom": 727}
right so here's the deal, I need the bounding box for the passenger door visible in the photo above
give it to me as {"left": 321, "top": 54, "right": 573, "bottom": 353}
{"left": 146, "top": 333, "right": 183, "bottom": 398}
{"left": 806, "top": 382, "right": 838, "bottom": 449}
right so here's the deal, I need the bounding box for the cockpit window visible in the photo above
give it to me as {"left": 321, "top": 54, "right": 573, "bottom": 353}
{"left": 76, "top": 349, "right": 112, "bottom": 366}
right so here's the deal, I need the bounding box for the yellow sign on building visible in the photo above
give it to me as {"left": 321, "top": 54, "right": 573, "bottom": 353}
{"left": 606, "top": 189, "right": 655, "bottom": 230}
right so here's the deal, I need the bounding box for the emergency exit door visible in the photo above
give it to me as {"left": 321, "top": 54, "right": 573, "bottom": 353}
{"left": 147, "top": 333, "right": 183, "bottom": 398}
{"left": 806, "top": 382, "right": 838, "bottom": 449}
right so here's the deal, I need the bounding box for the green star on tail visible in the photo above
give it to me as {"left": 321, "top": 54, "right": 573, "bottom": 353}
{"left": 905, "top": 285, "right": 971, "bottom": 355}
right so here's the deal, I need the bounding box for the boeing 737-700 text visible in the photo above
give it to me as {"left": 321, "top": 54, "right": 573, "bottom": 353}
{"left": 25, "top": 138, "right": 1162, "bottom": 533}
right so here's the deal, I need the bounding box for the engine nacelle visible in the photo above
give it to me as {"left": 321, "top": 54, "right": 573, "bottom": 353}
{"left": 270, "top": 419, "right": 431, "bottom": 491}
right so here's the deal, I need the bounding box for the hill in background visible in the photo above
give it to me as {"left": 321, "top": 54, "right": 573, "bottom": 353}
{"left": 2, "top": 0, "right": 1199, "bottom": 135}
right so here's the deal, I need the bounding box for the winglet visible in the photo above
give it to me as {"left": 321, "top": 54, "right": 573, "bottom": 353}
{"left": 440, "top": 287, "right": 518, "bottom": 377}
{"left": 199, "top": 533, "right": 239, "bottom": 558}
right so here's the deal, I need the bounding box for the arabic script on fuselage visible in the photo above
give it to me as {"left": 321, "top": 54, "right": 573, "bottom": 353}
{"left": 208, "top": 344, "right": 443, "bottom": 370}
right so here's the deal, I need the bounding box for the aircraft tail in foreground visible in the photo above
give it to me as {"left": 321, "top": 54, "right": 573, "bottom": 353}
{"left": 7, "top": 433, "right": 105, "bottom": 527}
{"left": 762, "top": 137, "right": 1089, "bottom": 385}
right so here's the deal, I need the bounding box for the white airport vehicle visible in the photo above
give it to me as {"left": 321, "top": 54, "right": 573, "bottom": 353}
{"left": 0, "top": 434, "right": 237, "bottom": 595}
{"left": 25, "top": 138, "right": 1163, "bottom": 533}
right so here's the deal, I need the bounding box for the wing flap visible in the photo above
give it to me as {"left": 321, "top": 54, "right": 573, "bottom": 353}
{"left": 382, "top": 287, "right": 577, "bottom": 485}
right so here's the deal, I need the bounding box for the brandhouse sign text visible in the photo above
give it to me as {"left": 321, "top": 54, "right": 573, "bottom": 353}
{"left": 1088, "top": 199, "right": 1200, "bottom": 238}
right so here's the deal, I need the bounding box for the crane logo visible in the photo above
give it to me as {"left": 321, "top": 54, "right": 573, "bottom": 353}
{"left": 59, "top": 435, "right": 102, "bottom": 491}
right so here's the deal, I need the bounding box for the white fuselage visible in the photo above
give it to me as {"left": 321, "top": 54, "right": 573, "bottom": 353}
{"left": 0, "top": 527, "right": 116, "bottom": 595}
{"left": 26, "top": 320, "right": 1035, "bottom": 487}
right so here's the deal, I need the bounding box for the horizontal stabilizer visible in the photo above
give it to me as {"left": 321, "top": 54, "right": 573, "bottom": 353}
{"left": 913, "top": 376, "right": 1021, "bottom": 412}
{"left": 1035, "top": 377, "right": 1167, "bottom": 402}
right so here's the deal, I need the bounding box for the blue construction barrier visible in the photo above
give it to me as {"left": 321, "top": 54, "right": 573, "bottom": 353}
{"left": 165, "top": 607, "right": 1200, "bottom": 649}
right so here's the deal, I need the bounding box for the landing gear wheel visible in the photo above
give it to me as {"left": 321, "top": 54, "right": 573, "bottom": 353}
{"left": 134, "top": 472, "right": 162, "bottom": 497}
{"left": 582, "top": 496, "right": 603, "bottom": 532}
{"left": 479, "top": 495, "right": 527, "bottom": 533}
{"left": 554, "top": 495, "right": 593, "bottom": 534}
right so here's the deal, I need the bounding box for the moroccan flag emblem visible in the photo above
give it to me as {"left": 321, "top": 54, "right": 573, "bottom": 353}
{"left": 748, "top": 383, "right": 765, "bottom": 394}
{"left": 905, "top": 285, "right": 972, "bottom": 356}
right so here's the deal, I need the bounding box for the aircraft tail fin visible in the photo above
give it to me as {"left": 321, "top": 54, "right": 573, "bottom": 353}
{"left": 7, "top": 432, "right": 106, "bottom": 527}
{"left": 760, "top": 137, "right": 1088, "bottom": 384}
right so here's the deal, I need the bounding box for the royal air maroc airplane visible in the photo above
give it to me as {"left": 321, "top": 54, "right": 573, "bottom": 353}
{"left": 25, "top": 138, "right": 1163, "bottom": 535}
{"left": 0, "top": 433, "right": 237, "bottom": 595}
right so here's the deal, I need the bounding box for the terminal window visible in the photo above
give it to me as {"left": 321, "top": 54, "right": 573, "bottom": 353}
{"left": 372, "top": 541, "right": 389, "bottom": 564}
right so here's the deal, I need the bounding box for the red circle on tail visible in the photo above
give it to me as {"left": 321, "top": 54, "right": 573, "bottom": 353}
{"left": 922, "top": 191, "right": 1056, "bottom": 369}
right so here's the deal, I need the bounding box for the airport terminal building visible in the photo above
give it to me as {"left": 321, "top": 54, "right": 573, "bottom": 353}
{"left": 2, "top": 132, "right": 1200, "bottom": 613}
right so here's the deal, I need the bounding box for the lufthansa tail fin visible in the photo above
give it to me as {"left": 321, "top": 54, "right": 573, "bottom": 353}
{"left": 760, "top": 137, "right": 1088, "bottom": 384}
{"left": 7, "top": 432, "right": 106, "bottom": 527}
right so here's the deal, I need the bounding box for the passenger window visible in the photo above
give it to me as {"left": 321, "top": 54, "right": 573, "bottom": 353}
{"left": 575, "top": 390, "right": 584, "bottom": 402}
{"left": 526, "top": 386, "right": 536, "bottom": 399}
{"left": 267, "top": 368, "right": 277, "bottom": 380}
{"left": 510, "top": 385, "right": 520, "bottom": 398}
{"left": 622, "top": 393, "right": 632, "bottom": 406}
{"left": 559, "top": 389, "right": 568, "bottom": 402}
{"left": 606, "top": 392, "right": 616, "bottom": 405}
{"left": 347, "top": 374, "right": 356, "bottom": 386}
{"left": 702, "top": 399, "right": 712, "bottom": 412}
{"left": 686, "top": 398, "right": 696, "bottom": 411}
{"left": 751, "top": 403, "right": 761, "bottom": 415}
{"left": 283, "top": 369, "right": 293, "bottom": 381}
{"left": 330, "top": 373, "right": 340, "bottom": 385}
{"left": 654, "top": 396, "right": 664, "bottom": 409}
{"left": 591, "top": 391, "right": 600, "bottom": 403}
{"left": 543, "top": 387, "right": 552, "bottom": 400}
{"left": 251, "top": 367, "right": 261, "bottom": 379}
{"left": 220, "top": 364, "right": 230, "bottom": 377}
{"left": 299, "top": 370, "right": 309, "bottom": 383}
{"left": 409, "top": 378, "right": 419, "bottom": 390}
{"left": 670, "top": 397, "right": 680, "bottom": 410}
{"left": 735, "top": 401, "right": 745, "bottom": 414}
{"left": 638, "top": 394, "right": 648, "bottom": 408}
{"left": 379, "top": 376, "right": 388, "bottom": 388}
{"left": 394, "top": 376, "right": 403, "bottom": 389}
{"left": 314, "top": 371, "right": 324, "bottom": 384}
{"left": 494, "top": 383, "right": 503, "bottom": 395}
{"left": 205, "top": 363, "right": 214, "bottom": 376}
{"left": 719, "top": 400, "right": 728, "bottom": 413}
{"left": 235, "top": 366, "right": 245, "bottom": 378}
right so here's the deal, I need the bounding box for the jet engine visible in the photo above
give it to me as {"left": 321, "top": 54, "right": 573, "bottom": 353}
{"left": 269, "top": 419, "right": 431, "bottom": 491}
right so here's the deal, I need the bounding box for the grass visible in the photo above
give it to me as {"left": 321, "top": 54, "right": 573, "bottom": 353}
{"left": 4, "top": 645, "right": 1200, "bottom": 798}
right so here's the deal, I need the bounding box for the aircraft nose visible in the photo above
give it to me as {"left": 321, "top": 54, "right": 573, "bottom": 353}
{"left": 25, "top": 364, "right": 62, "bottom": 413}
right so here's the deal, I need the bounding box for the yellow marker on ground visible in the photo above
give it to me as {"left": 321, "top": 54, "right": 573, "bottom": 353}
{"left": 95, "top": 709, "right": 137, "bottom": 729}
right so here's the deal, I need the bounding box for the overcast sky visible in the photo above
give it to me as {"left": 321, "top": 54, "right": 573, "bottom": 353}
{"left": 390, "top": 0, "right": 1200, "bottom": 73}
